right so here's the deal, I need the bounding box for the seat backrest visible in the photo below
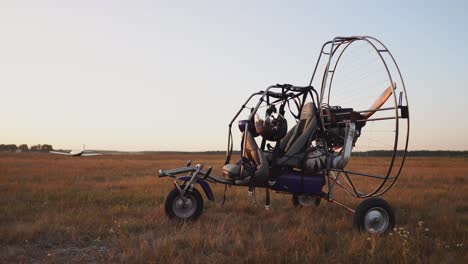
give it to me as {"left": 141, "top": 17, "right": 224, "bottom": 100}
{"left": 278, "top": 102, "right": 318, "bottom": 158}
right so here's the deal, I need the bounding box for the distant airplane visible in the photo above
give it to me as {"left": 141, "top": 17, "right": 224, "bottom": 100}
{"left": 50, "top": 145, "right": 101, "bottom": 157}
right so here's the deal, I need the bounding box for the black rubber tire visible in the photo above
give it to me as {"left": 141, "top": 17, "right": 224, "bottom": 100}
{"left": 164, "top": 187, "right": 204, "bottom": 221}
{"left": 354, "top": 197, "right": 395, "bottom": 234}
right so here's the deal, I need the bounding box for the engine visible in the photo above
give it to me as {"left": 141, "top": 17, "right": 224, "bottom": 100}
{"left": 321, "top": 107, "right": 365, "bottom": 148}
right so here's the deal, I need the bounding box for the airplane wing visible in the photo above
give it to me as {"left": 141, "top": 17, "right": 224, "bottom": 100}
{"left": 50, "top": 151, "right": 71, "bottom": 155}
{"left": 81, "top": 153, "right": 102, "bottom": 156}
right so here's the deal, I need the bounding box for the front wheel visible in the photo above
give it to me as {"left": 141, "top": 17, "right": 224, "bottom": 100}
{"left": 354, "top": 197, "right": 395, "bottom": 234}
{"left": 164, "top": 188, "right": 204, "bottom": 220}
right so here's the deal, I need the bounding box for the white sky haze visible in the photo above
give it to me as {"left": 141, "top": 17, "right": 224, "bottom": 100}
{"left": 1, "top": 1, "right": 467, "bottom": 151}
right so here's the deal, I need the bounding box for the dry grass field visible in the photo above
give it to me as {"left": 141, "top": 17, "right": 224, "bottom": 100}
{"left": 0, "top": 153, "right": 467, "bottom": 263}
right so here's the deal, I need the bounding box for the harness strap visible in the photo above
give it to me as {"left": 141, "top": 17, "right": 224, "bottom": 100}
{"left": 221, "top": 184, "right": 228, "bottom": 206}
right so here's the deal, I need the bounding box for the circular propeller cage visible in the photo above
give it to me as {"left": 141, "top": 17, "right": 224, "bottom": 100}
{"left": 309, "top": 36, "right": 410, "bottom": 198}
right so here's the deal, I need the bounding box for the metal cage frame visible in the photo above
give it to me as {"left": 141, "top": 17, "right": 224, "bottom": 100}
{"left": 159, "top": 36, "right": 410, "bottom": 213}
{"left": 308, "top": 36, "right": 410, "bottom": 199}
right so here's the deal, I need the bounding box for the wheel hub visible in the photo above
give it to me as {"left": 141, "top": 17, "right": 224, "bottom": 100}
{"left": 173, "top": 195, "right": 196, "bottom": 218}
{"left": 364, "top": 207, "right": 389, "bottom": 234}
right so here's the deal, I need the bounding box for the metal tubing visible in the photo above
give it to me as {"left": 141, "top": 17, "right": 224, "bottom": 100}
{"left": 331, "top": 169, "right": 397, "bottom": 180}
{"left": 159, "top": 36, "right": 409, "bottom": 202}
{"left": 323, "top": 116, "right": 398, "bottom": 126}
{"left": 159, "top": 165, "right": 234, "bottom": 185}
{"left": 365, "top": 36, "right": 410, "bottom": 196}
{"left": 321, "top": 107, "right": 395, "bottom": 117}
{"left": 308, "top": 36, "right": 409, "bottom": 199}
{"left": 225, "top": 92, "right": 263, "bottom": 165}
{"left": 180, "top": 165, "right": 202, "bottom": 196}
{"left": 159, "top": 166, "right": 197, "bottom": 177}
{"left": 330, "top": 199, "right": 356, "bottom": 213}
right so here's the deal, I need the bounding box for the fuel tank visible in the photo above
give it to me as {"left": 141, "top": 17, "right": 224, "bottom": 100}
{"left": 270, "top": 172, "right": 325, "bottom": 195}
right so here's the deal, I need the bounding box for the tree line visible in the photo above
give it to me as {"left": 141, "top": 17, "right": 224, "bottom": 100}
{"left": 0, "top": 144, "right": 53, "bottom": 152}
{"left": 353, "top": 150, "right": 468, "bottom": 157}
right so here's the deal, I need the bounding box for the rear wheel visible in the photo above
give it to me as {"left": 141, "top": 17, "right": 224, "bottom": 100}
{"left": 354, "top": 197, "right": 395, "bottom": 234}
{"left": 164, "top": 188, "right": 203, "bottom": 220}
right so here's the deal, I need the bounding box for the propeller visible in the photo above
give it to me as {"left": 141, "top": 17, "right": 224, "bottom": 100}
{"left": 362, "top": 82, "right": 396, "bottom": 120}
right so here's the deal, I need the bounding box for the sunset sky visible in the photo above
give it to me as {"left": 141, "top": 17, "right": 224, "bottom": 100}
{"left": 1, "top": 0, "right": 467, "bottom": 151}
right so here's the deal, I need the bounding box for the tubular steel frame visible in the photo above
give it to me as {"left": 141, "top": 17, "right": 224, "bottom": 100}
{"left": 308, "top": 36, "right": 410, "bottom": 199}
{"left": 159, "top": 36, "right": 410, "bottom": 211}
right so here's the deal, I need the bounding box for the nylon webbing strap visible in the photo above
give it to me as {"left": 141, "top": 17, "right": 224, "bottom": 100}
{"left": 221, "top": 184, "right": 228, "bottom": 206}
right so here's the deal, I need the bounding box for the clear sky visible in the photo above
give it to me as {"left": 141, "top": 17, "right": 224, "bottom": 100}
{"left": 1, "top": 0, "right": 467, "bottom": 151}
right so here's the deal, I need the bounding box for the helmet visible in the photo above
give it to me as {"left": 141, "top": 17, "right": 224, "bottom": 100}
{"left": 255, "top": 113, "right": 288, "bottom": 141}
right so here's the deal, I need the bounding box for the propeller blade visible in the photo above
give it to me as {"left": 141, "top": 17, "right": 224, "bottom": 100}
{"left": 362, "top": 82, "right": 396, "bottom": 120}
